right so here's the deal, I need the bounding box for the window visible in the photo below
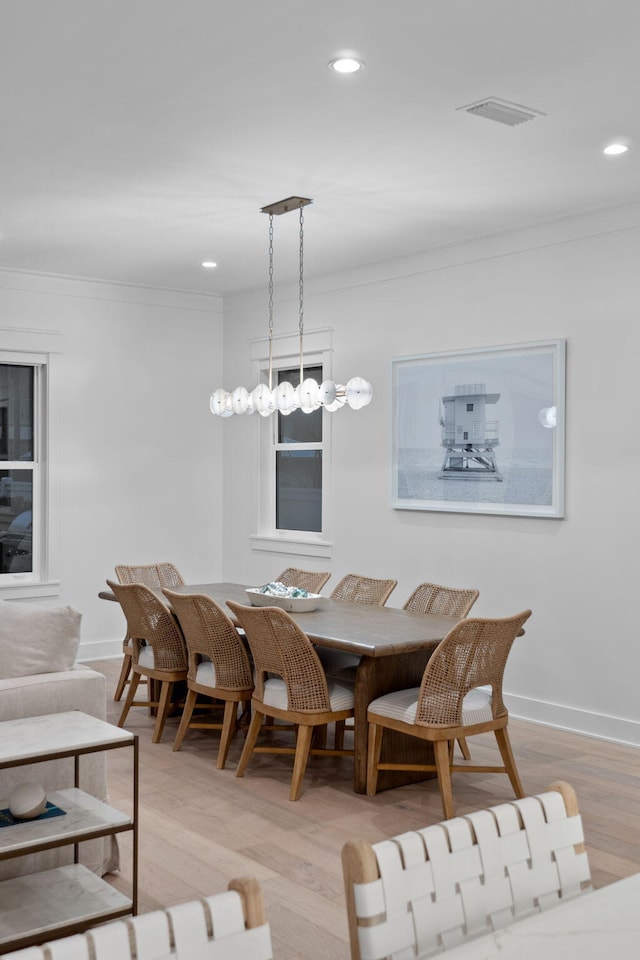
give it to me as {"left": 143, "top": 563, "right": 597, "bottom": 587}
{"left": 275, "top": 365, "right": 322, "bottom": 533}
{"left": 467, "top": 403, "right": 474, "bottom": 412}
{"left": 0, "top": 356, "right": 45, "bottom": 586}
{"left": 251, "top": 329, "right": 333, "bottom": 559}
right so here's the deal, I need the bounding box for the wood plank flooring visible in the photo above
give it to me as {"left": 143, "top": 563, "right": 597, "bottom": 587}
{"left": 91, "top": 658, "right": 640, "bottom": 960}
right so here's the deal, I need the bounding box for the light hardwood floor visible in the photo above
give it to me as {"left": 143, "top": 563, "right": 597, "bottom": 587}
{"left": 91, "top": 658, "right": 640, "bottom": 960}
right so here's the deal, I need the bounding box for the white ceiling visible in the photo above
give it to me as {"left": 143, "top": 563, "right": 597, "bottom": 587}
{"left": 1, "top": 0, "right": 639, "bottom": 296}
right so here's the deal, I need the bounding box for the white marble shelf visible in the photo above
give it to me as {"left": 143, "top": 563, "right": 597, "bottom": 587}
{"left": 0, "top": 864, "right": 132, "bottom": 948}
{"left": 0, "top": 712, "right": 134, "bottom": 767}
{"left": 0, "top": 789, "right": 132, "bottom": 858}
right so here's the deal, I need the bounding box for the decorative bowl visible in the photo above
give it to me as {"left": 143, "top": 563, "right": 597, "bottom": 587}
{"left": 245, "top": 588, "right": 322, "bottom": 613}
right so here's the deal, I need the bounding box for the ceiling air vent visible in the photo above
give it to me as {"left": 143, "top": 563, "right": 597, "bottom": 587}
{"left": 457, "top": 97, "right": 545, "bottom": 127}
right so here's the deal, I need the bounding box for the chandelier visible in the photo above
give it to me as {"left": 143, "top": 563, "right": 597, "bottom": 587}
{"left": 210, "top": 196, "right": 373, "bottom": 417}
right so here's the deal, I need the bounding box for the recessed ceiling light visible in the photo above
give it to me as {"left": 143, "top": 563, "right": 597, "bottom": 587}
{"left": 328, "top": 57, "right": 364, "bottom": 74}
{"left": 603, "top": 142, "right": 629, "bottom": 156}
{"left": 201, "top": 261, "right": 217, "bottom": 269}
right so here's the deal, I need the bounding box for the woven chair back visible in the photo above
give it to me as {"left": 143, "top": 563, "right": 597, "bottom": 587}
{"left": 277, "top": 567, "right": 331, "bottom": 594}
{"left": 403, "top": 582, "right": 479, "bottom": 618}
{"left": 416, "top": 609, "right": 531, "bottom": 726}
{"left": 106, "top": 579, "right": 187, "bottom": 672}
{"left": 164, "top": 590, "right": 253, "bottom": 690}
{"left": 342, "top": 781, "right": 590, "bottom": 960}
{"left": 115, "top": 562, "right": 185, "bottom": 589}
{"left": 227, "top": 601, "right": 331, "bottom": 712}
{"left": 330, "top": 573, "right": 397, "bottom": 606}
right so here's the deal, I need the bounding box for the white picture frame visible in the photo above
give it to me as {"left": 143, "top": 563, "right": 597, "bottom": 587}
{"left": 392, "top": 339, "right": 566, "bottom": 518}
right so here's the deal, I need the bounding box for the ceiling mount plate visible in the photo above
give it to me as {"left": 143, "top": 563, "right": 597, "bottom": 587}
{"left": 261, "top": 196, "right": 313, "bottom": 216}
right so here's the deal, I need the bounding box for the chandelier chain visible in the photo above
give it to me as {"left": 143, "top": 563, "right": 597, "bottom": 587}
{"left": 267, "top": 212, "right": 274, "bottom": 390}
{"left": 299, "top": 202, "right": 305, "bottom": 381}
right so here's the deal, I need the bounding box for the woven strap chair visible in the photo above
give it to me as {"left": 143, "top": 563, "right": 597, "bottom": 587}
{"left": 163, "top": 590, "right": 254, "bottom": 769}
{"left": 3, "top": 877, "right": 272, "bottom": 960}
{"left": 342, "top": 781, "right": 591, "bottom": 960}
{"left": 276, "top": 567, "right": 331, "bottom": 594}
{"left": 330, "top": 573, "right": 397, "bottom": 606}
{"left": 367, "top": 609, "right": 532, "bottom": 819}
{"left": 227, "top": 601, "right": 354, "bottom": 801}
{"left": 113, "top": 562, "right": 185, "bottom": 702}
{"left": 108, "top": 579, "right": 188, "bottom": 743}
{"left": 403, "top": 582, "right": 480, "bottom": 760}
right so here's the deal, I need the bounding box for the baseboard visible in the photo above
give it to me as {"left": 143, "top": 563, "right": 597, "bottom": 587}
{"left": 78, "top": 638, "right": 122, "bottom": 662}
{"left": 506, "top": 692, "right": 640, "bottom": 748}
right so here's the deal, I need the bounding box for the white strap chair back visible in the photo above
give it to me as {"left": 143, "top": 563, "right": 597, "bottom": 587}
{"left": 342, "top": 782, "right": 591, "bottom": 960}
{"left": 4, "top": 880, "right": 272, "bottom": 960}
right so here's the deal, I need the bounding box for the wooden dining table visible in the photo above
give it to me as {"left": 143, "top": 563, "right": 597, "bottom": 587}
{"left": 167, "top": 582, "right": 460, "bottom": 794}
{"left": 101, "top": 580, "right": 460, "bottom": 793}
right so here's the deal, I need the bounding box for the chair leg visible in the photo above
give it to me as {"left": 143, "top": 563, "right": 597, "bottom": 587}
{"left": 114, "top": 648, "right": 132, "bottom": 702}
{"left": 290, "top": 724, "right": 313, "bottom": 801}
{"left": 117, "top": 671, "right": 141, "bottom": 728}
{"left": 434, "top": 739, "right": 455, "bottom": 820}
{"left": 217, "top": 700, "right": 239, "bottom": 770}
{"left": 173, "top": 688, "right": 198, "bottom": 752}
{"left": 366, "top": 723, "right": 384, "bottom": 797}
{"left": 236, "top": 709, "right": 263, "bottom": 778}
{"left": 457, "top": 737, "right": 471, "bottom": 760}
{"left": 152, "top": 681, "right": 175, "bottom": 743}
{"left": 494, "top": 727, "right": 525, "bottom": 798}
{"left": 335, "top": 720, "right": 345, "bottom": 751}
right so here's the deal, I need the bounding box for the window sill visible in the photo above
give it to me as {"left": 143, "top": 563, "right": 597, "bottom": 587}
{"left": 250, "top": 535, "right": 332, "bottom": 559}
{"left": 0, "top": 580, "right": 61, "bottom": 600}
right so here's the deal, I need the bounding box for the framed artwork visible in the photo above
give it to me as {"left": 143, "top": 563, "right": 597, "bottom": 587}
{"left": 392, "top": 340, "right": 566, "bottom": 518}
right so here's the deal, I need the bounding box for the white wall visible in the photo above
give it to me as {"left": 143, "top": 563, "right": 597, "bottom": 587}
{"left": 0, "top": 270, "right": 224, "bottom": 659}
{"left": 221, "top": 203, "right": 640, "bottom": 746}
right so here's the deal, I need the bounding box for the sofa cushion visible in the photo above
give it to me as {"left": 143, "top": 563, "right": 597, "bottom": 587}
{"left": 0, "top": 600, "right": 82, "bottom": 679}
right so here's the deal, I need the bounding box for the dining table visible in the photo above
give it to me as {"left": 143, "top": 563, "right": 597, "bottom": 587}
{"left": 100, "top": 581, "right": 461, "bottom": 794}
{"left": 433, "top": 872, "right": 640, "bottom": 959}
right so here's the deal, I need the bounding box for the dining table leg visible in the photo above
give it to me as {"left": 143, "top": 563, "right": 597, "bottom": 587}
{"left": 352, "top": 649, "right": 437, "bottom": 793}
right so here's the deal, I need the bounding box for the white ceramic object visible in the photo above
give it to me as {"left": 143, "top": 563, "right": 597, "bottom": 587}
{"left": 8, "top": 781, "right": 47, "bottom": 820}
{"left": 245, "top": 589, "right": 321, "bottom": 612}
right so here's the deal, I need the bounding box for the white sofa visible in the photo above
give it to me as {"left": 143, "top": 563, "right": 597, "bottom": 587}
{"left": 0, "top": 602, "right": 118, "bottom": 881}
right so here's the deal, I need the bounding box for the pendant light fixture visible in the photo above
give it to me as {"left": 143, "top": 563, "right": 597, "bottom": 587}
{"left": 210, "top": 196, "right": 373, "bottom": 418}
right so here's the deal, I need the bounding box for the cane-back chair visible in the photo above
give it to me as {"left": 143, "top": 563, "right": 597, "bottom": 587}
{"left": 108, "top": 579, "right": 188, "bottom": 743}
{"left": 367, "top": 609, "right": 532, "bottom": 819}
{"left": 3, "top": 877, "right": 273, "bottom": 960}
{"left": 276, "top": 567, "right": 331, "bottom": 594}
{"left": 403, "top": 582, "right": 480, "bottom": 759}
{"left": 227, "top": 600, "right": 354, "bottom": 800}
{"left": 342, "top": 781, "right": 591, "bottom": 960}
{"left": 330, "top": 573, "right": 397, "bottom": 606}
{"left": 113, "top": 562, "right": 185, "bottom": 701}
{"left": 164, "top": 590, "right": 254, "bottom": 768}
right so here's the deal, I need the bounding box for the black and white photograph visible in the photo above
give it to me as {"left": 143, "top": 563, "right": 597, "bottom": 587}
{"left": 392, "top": 340, "right": 565, "bottom": 517}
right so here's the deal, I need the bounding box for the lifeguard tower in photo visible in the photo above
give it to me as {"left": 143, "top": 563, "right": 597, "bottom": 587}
{"left": 439, "top": 382, "right": 503, "bottom": 480}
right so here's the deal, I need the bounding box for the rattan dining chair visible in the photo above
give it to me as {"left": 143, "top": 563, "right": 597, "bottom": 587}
{"left": 403, "top": 582, "right": 480, "bottom": 759}
{"left": 3, "top": 876, "right": 273, "bottom": 960}
{"left": 113, "top": 562, "right": 185, "bottom": 702}
{"left": 366, "top": 609, "right": 532, "bottom": 819}
{"left": 320, "top": 573, "right": 399, "bottom": 719}
{"left": 276, "top": 567, "right": 331, "bottom": 594}
{"left": 163, "top": 590, "right": 254, "bottom": 768}
{"left": 108, "top": 579, "right": 188, "bottom": 743}
{"left": 330, "top": 573, "right": 397, "bottom": 606}
{"left": 342, "top": 780, "right": 590, "bottom": 960}
{"left": 227, "top": 601, "right": 354, "bottom": 801}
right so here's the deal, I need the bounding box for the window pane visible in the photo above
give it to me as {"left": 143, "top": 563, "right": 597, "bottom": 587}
{"left": 0, "top": 365, "right": 34, "bottom": 462}
{"left": 0, "top": 469, "right": 33, "bottom": 573}
{"left": 276, "top": 451, "right": 322, "bottom": 532}
{"left": 278, "top": 365, "right": 322, "bottom": 444}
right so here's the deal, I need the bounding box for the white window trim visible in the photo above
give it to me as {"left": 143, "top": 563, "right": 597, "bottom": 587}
{"left": 249, "top": 328, "right": 334, "bottom": 559}
{"left": 0, "top": 344, "right": 60, "bottom": 598}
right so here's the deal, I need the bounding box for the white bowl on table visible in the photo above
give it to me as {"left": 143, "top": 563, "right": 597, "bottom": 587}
{"left": 245, "top": 588, "right": 322, "bottom": 613}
